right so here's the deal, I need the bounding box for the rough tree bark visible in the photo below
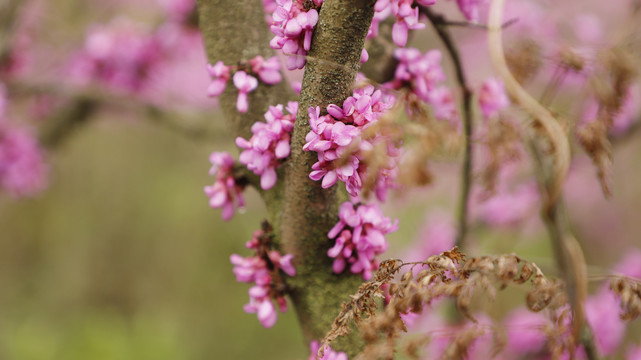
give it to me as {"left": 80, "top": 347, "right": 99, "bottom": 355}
{"left": 198, "top": 0, "right": 375, "bottom": 355}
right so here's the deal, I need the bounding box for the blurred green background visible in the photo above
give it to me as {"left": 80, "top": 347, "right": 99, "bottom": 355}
{"left": 0, "top": 113, "right": 311, "bottom": 359}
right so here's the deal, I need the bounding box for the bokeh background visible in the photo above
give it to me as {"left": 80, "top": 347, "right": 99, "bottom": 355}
{"left": 1, "top": 0, "right": 640, "bottom": 359}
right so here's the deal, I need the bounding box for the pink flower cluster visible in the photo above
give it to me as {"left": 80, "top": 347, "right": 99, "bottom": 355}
{"left": 236, "top": 102, "right": 298, "bottom": 190}
{"left": 308, "top": 341, "right": 348, "bottom": 360}
{"left": 374, "top": 0, "right": 434, "bottom": 47}
{"left": 455, "top": 0, "right": 486, "bottom": 23}
{"left": 0, "top": 88, "right": 48, "bottom": 198}
{"left": 391, "top": 48, "right": 459, "bottom": 123}
{"left": 269, "top": 0, "right": 323, "bottom": 70}
{"left": 0, "top": 127, "right": 48, "bottom": 198}
{"left": 206, "top": 61, "right": 231, "bottom": 97}
{"left": 304, "top": 86, "right": 398, "bottom": 200}
{"left": 69, "top": 19, "right": 164, "bottom": 92}
{"left": 327, "top": 202, "right": 398, "bottom": 280}
{"left": 479, "top": 77, "right": 509, "bottom": 118}
{"left": 474, "top": 183, "right": 539, "bottom": 226}
{"left": 206, "top": 56, "right": 282, "bottom": 113}
{"left": 392, "top": 48, "right": 445, "bottom": 99}
{"left": 401, "top": 211, "right": 456, "bottom": 264}
{"left": 230, "top": 229, "right": 296, "bottom": 328}
{"left": 204, "top": 152, "right": 245, "bottom": 221}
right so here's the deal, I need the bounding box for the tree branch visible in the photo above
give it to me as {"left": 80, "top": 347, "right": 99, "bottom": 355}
{"left": 39, "top": 97, "right": 97, "bottom": 148}
{"left": 280, "top": 0, "right": 376, "bottom": 355}
{"left": 197, "top": 0, "right": 376, "bottom": 355}
{"left": 421, "top": 7, "right": 474, "bottom": 250}
{"left": 8, "top": 81, "right": 225, "bottom": 147}
{"left": 488, "top": 0, "right": 598, "bottom": 357}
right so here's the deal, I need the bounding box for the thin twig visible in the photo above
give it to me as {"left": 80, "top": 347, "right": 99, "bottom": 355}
{"left": 438, "top": 17, "right": 519, "bottom": 30}
{"left": 421, "top": 6, "right": 473, "bottom": 250}
{"left": 8, "top": 80, "right": 224, "bottom": 146}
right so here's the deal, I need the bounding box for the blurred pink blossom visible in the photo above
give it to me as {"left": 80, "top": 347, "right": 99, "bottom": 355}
{"left": 0, "top": 127, "right": 49, "bottom": 198}
{"left": 478, "top": 77, "right": 509, "bottom": 119}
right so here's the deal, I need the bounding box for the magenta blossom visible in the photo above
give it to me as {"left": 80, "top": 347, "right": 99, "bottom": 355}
{"left": 474, "top": 182, "right": 539, "bottom": 226}
{"left": 427, "top": 86, "right": 459, "bottom": 125}
{"left": 327, "top": 202, "right": 398, "bottom": 280}
{"left": 503, "top": 308, "right": 548, "bottom": 356}
{"left": 400, "top": 211, "right": 456, "bottom": 266}
{"left": 375, "top": 0, "right": 429, "bottom": 47}
{"left": 69, "top": 18, "right": 164, "bottom": 92}
{"left": 304, "top": 87, "right": 398, "bottom": 201}
{"left": 236, "top": 102, "right": 298, "bottom": 189}
{"left": 232, "top": 71, "right": 258, "bottom": 113}
{"left": 308, "top": 341, "right": 348, "bottom": 360}
{"left": 0, "top": 126, "right": 48, "bottom": 198}
{"left": 248, "top": 55, "right": 283, "bottom": 84}
{"left": 456, "top": 0, "right": 487, "bottom": 23}
{"left": 391, "top": 48, "right": 450, "bottom": 119}
{"left": 231, "top": 229, "right": 296, "bottom": 328}
{"left": 269, "top": 0, "right": 321, "bottom": 69}
{"left": 206, "top": 61, "right": 231, "bottom": 97}
{"left": 585, "top": 288, "right": 626, "bottom": 356}
{"left": 368, "top": 1, "right": 392, "bottom": 39}
{"left": 479, "top": 77, "right": 509, "bottom": 118}
{"left": 203, "top": 152, "right": 245, "bottom": 221}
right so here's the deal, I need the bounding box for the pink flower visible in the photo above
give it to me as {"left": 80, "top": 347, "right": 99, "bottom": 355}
{"left": 503, "top": 308, "right": 548, "bottom": 355}
{"left": 474, "top": 182, "right": 539, "bottom": 226}
{"left": 374, "top": 0, "right": 428, "bottom": 47}
{"left": 585, "top": 288, "right": 625, "bottom": 356}
{"left": 392, "top": 48, "right": 447, "bottom": 105}
{"left": 308, "top": 341, "right": 348, "bottom": 360}
{"left": 360, "top": 48, "right": 369, "bottom": 64}
{"left": 304, "top": 87, "right": 398, "bottom": 201}
{"left": 368, "top": 1, "right": 392, "bottom": 39}
{"left": 269, "top": 0, "right": 321, "bottom": 69}
{"left": 327, "top": 202, "right": 398, "bottom": 280}
{"left": 237, "top": 102, "right": 298, "bottom": 189}
{"left": 627, "top": 345, "right": 641, "bottom": 360}
{"left": 233, "top": 71, "right": 258, "bottom": 113}
{"left": 400, "top": 211, "right": 455, "bottom": 265}
{"left": 456, "top": 0, "right": 486, "bottom": 23}
{"left": 0, "top": 84, "right": 7, "bottom": 118}
{"left": 479, "top": 77, "right": 509, "bottom": 118}
{"left": 291, "top": 81, "right": 302, "bottom": 94}
{"left": 248, "top": 56, "right": 283, "bottom": 85}
{"left": 231, "top": 229, "right": 296, "bottom": 328}
{"left": 613, "top": 248, "right": 641, "bottom": 279}
{"left": 206, "top": 61, "right": 231, "bottom": 97}
{"left": 203, "top": 152, "right": 245, "bottom": 220}
{"left": 427, "top": 86, "right": 459, "bottom": 124}
{"left": 0, "top": 127, "right": 48, "bottom": 197}
{"left": 69, "top": 18, "right": 164, "bottom": 92}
